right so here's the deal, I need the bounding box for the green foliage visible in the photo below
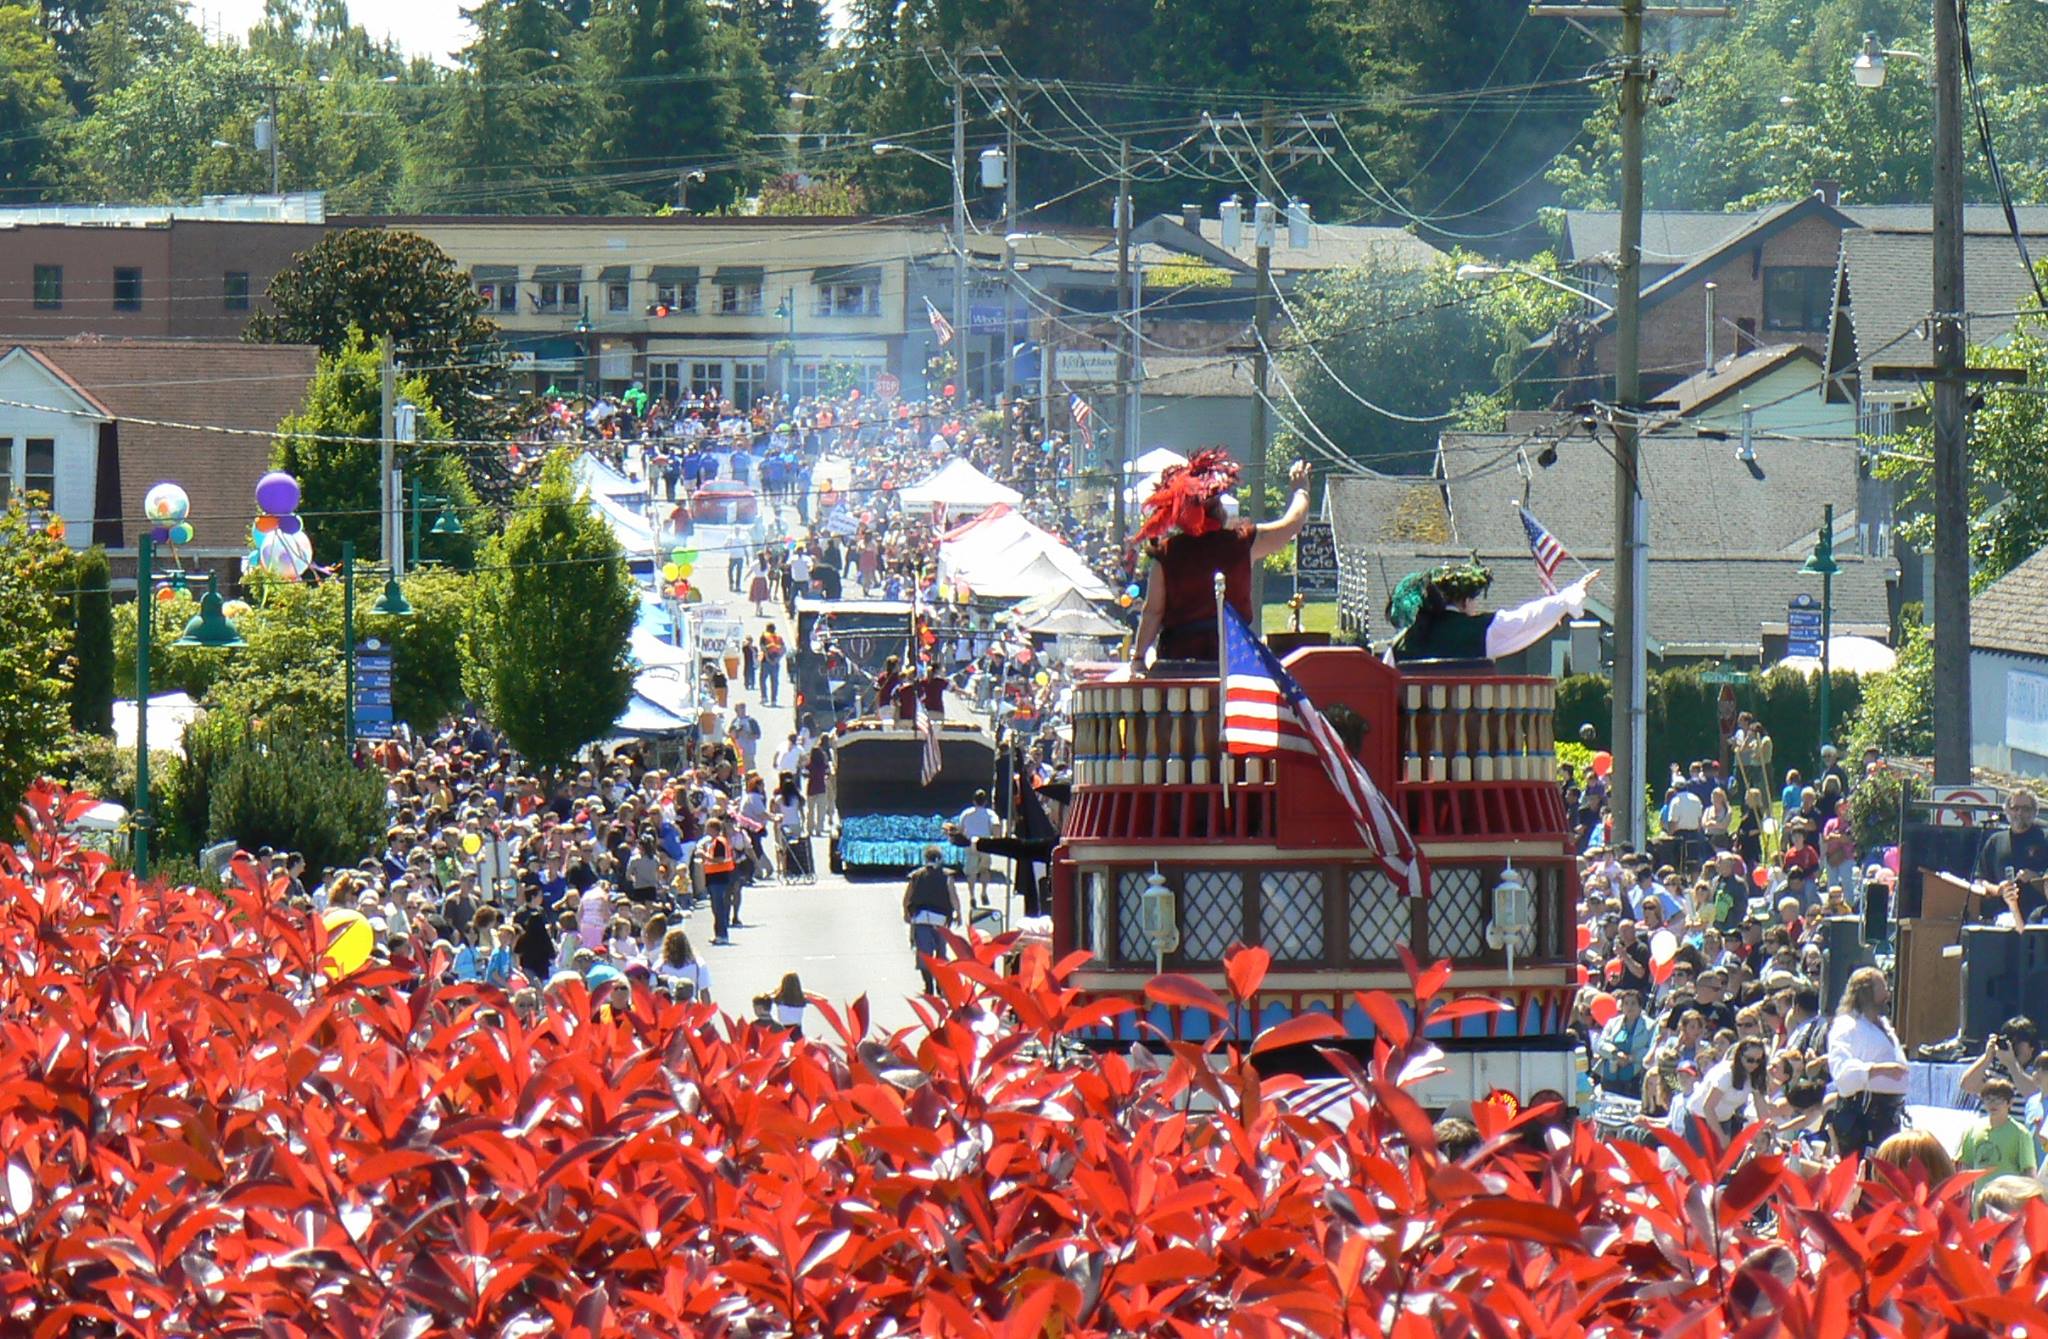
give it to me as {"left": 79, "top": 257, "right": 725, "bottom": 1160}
{"left": 0, "top": 2, "right": 71, "bottom": 192}
{"left": 0, "top": 501, "right": 77, "bottom": 824}
{"left": 113, "top": 589, "right": 231, "bottom": 702}
{"left": 160, "top": 708, "right": 242, "bottom": 859}
{"left": 462, "top": 450, "right": 636, "bottom": 767}
{"left": 57, "top": 39, "right": 254, "bottom": 201}
{"left": 1842, "top": 620, "right": 1933, "bottom": 763}
{"left": 57, "top": 731, "right": 173, "bottom": 830}
{"left": 751, "top": 172, "right": 866, "bottom": 217}
{"left": 68, "top": 546, "right": 114, "bottom": 735}
{"left": 271, "top": 335, "right": 481, "bottom": 568}
{"left": 1847, "top": 762, "right": 1920, "bottom": 851}
{"left": 1276, "top": 249, "right": 1576, "bottom": 471}
{"left": 1876, "top": 317, "right": 2048, "bottom": 587}
{"left": 247, "top": 230, "right": 512, "bottom": 450}
{"left": 204, "top": 719, "right": 387, "bottom": 877}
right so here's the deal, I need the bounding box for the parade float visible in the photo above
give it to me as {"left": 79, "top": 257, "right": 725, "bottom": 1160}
{"left": 1049, "top": 645, "right": 1581, "bottom": 1112}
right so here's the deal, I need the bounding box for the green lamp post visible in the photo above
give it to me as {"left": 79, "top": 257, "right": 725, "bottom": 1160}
{"left": 1800, "top": 502, "right": 1841, "bottom": 766}
{"left": 408, "top": 477, "right": 464, "bottom": 567}
{"left": 133, "top": 531, "right": 243, "bottom": 880}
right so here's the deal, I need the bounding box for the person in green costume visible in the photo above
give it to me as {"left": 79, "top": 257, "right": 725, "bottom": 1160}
{"left": 1384, "top": 561, "right": 1599, "bottom": 664}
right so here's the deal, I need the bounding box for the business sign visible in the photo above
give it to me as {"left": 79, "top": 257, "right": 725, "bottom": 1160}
{"left": 2010, "top": 667, "right": 2048, "bottom": 762}
{"left": 1294, "top": 521, "right": 1338, "bottom": 599}
{"left": 1054, "top": 350, "right": 1119, "bottom": 384}
{"left": 1786, "top": 593, "right": 1823, "bottom": 659}
{"left": 353, "top": 638, "right": 395, "bottom": 740}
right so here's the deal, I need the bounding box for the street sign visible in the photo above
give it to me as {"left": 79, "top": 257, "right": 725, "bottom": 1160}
{"left": 1786, "top": 593, "right": 1823, "bottom": 659}
{"left": 1700, "top": 670, "right": 1751, "bottom": 685}
{"left": 1930, "top": 783, "right": 2003, "bottom": 828}
{"left": 876, "top": 372, "right": 901, "bottom": 400}
{"left": 353, "top": 638, "right": 395, "bottom": 740}
{"left": 1054, "top": 350, "right": 1119, "bottom": 383}
{"left": 1294, "top": 521, "right": 1337, "bottom": 599}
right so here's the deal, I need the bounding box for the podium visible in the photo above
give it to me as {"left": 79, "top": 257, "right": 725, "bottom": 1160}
{"left": 1894, "top": 871, "right": 1969, "bottom": 1048}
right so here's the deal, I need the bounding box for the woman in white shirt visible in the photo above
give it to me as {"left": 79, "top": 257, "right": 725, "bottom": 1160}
{"left": 1694, "top": 1039, "right": 1771, "bottom": 1143}
{"left": 654, "top": 928, "right": 711, "bottom": 1003}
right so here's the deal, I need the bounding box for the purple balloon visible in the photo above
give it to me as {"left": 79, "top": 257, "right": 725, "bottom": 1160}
{"left": 254, "top": 470, "right": 301, "bottom": 515}
{"left": 277, "top": 513, "right": 303, "bottom": 535}
{"left": 150, "top": 525, "right": 171, "bottom": 544}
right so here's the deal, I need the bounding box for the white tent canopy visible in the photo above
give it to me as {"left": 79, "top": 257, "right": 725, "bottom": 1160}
{"left": 901, "top": 459, "right": 1023, "bottom": 513}
{"left": 1006, "top": 582, "right": 1124, "bottom": 637}
{"left": 113, "top": 693, "right": 202, "bottom": 754}
{"left": 940, "top": 509, "right": 1112, "bottom": 600}
{"left": 1774, "top": 635, "right": 1898, "bottom": 677}
{"left": 1126, "top": 447, "right": 1187, "bottom": 475}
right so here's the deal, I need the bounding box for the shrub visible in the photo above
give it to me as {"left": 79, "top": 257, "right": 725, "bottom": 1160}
{"left": 69, "top": 545, "right": 115, "bottom": 735}
{"left": 9, "top": 783, "right": 2048, "bottom": 1334}
{"left": 204, "top": 721, "right": 385, "bottom": 875}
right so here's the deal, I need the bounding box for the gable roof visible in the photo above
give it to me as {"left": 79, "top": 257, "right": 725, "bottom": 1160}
{"left": 18, "top": 339, "right": 319, "bottom": 555}
{"left": 0, "top": 345, "right": 116, "bottom": 418}
{"left": 1563, "top": 209, "right": 1761, "bottom": 267}
{"left": 1648, "top": 343, "right": 1822, "bottom": 417}
{"left": 1974, "top": 546, "right": 2048, "bottom": 659}
{"left": 1578, "top": 197, "right": 1856, "bottom": 336}
{"left": 1824, "top": 226, "right": 2048, "bottom": 402}
{"left": 1191, "top": 217, "right": 1442, "bottom": 273}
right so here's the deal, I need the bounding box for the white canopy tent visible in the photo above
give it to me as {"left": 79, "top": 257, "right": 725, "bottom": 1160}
{"left": 113, "top": 693, "right": 203, "bottom": 754}
{"left": 1005, "top": 583, "right": 1125, "bottom": 637}
{"left": 1774, "top": 635, "right": 1898, "bottom": 677}
{"left": 901, "top": 459, "right": 1023, "bottom": 514}
{"left": 940, "top": 509, "right": 1112, "bottom": 600}
{"left": 1127, "top": 447, "right": 1187, "bottom": 475}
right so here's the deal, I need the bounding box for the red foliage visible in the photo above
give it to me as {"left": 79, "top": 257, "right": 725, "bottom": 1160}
{"left": 6, "top": 782, "right": 2048, "bottom": 1335}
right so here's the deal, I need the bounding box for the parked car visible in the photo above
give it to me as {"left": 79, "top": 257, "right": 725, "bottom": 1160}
{"left": 691, "top": 480, "right": 759, "bottom": 525}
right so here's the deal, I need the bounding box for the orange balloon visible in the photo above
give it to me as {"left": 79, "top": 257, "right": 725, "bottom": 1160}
{"left": 1591, "top": 750, "right": 1613, "bottom": 778}
{"left": 1585, "top": 990, "right": 1619, "bottom": 1027}
{"left": 255, "top": 515, "right": 281, "bottom": 533}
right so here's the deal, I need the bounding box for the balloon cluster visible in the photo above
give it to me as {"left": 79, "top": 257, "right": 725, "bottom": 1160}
{"left": 143, "top": 482, "right": 195, "bottom": 548}
{"left": 661, "top": 546, "right": 696, "bottom": 600}
{"left": 1119, "top": 581, "right": 1141, "bottom": 609}
{"left": 246, "top": 471, "right": 313, "bottom": 580}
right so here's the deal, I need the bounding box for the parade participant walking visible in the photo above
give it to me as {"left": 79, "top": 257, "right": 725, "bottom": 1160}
{"left": 953, "top": 789, "right": 1001, "bottom": 907}
{"left": 701, "top": 817, "right": 739, "bottom": 946}
{"left": 1130, "top": 453, "right": 1313, "bottom": 667}
{"left": 902, "top": 845, "right": 961, "bottom": 994}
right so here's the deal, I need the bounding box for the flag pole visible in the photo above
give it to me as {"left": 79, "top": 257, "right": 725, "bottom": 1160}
{"left": 1216, "top": 572, "right": 1230, "bottom": 812}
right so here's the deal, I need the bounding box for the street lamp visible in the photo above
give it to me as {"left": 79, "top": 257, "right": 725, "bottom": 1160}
{"left": 1800, "top": 502, "right": 1842, "bottom": 762}
{"left": 132, "top": 527, "right": 243, "bottom": 880}
{"left": 1455, "top": 262, "right": 1616, "bottom": 314}
{"left": 1850, "top": 32, "right": 1929, "bottom": 90}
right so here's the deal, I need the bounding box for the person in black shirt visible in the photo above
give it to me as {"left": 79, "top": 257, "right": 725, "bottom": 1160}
{"left": 1978, "top": 789, "right": 2048, "bottom": 922}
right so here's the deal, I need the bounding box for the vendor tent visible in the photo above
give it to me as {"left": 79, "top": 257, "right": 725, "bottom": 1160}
{"left": 901, "top": 459, "right": 1022, "bottom": 513}
{"left": 611, "top": 689, "right": 694, "bottom": 738}
{"left": 113, "top": 693, "right": 202, "bottom": 754}
{"left": 1774, "top": 635, "right": 1898, "bottom": 677}
{"left": 1127, "top": 447, "right": 1187, "bottom": 475}
{"left": 940, "top": 509, "right": 1111, "bottom": 600}
{"left": 1007, "top": 583, "right": 1124, "bottom": 637}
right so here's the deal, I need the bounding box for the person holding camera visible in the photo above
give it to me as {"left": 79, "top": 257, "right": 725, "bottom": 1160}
{"left": 1959, "top": 1016, "right": 2042, "bottom": 1102}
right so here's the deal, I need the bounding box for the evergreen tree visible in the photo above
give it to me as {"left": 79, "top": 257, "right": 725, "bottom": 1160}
{"left": 0, "top": 501, "right": 75, "bottom": 823}
{"left": 732, "top": 0, "right": 823, "bottom": 88}
{"left": 205, "top": 720, "right": 387, "bottom": 875}
{"left": 462, "top": 450, "right": 636, "bottom": 769}
{"left": 69, "top": 545, "right": 114, "bottom": 736}
{"left": 595, "top": 0, "right": 741, "bottom": 210}
{"left": 0, "top": 4, "right": 71, "bottom": 193}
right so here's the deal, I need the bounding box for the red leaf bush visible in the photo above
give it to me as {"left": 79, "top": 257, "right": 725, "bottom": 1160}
{"left": 7, "top": 781, "right": 2048, "bottom": 1335}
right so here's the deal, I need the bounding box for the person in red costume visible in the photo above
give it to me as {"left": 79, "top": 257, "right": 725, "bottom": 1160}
{"left": 1129, "top": 450, "right": 1312, "bottom": 668}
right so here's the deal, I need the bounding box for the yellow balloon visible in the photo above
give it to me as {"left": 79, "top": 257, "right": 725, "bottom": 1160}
{"left": 678, "top": 563, "right": 693, "bottom": 578}
{"left": 461, "top": 832, "right": 482, "bottom": 855}
{"left": 662, "top": 562, "right": 682, "bottom": 581}
{"left": 319, "top": 908, "right": 375, "bottom": 978}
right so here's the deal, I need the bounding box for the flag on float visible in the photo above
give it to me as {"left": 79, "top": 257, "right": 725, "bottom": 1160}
{"left": 1517, "top": 503, "right": 1570, "bottom": 596}
{"left": 1069, "top": 392, "right": 1095, "bottom": 449}
{"left": 1220, "top": 605, "right": 1426, "bottom": 896}
{"left": 917, "top": 707, "right": 942, "bottom": 786}
{"left": 924, "top": 297, "right": 955, "bottom": 346}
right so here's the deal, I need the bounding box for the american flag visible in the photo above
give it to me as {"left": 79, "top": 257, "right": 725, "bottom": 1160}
{"left": 917, "top": 707, "right": 942, "bottom": 786}
{"left": 1517, "top": 504, "right": 1570, "bottom": 596}
{"left": 1220, "top": 606, "right": 1426, "bottom": 896}
{"left": 924, "top": 297, "right": 954, "bottom": 346}
{"left": 1069, "top": 392, "right": 1095, "bottom": 449}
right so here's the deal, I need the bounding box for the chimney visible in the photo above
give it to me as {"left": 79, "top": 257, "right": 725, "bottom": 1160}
{"left": 1812, "top": 178, "right": 1841, "bottom": 207}
{"left": 1181, "top": 203, "right": 1202, "bottom": 232}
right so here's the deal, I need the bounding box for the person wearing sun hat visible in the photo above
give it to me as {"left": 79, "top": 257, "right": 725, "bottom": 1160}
{"left": 1383, "top": 559, "right": 1602, "bottom": 664}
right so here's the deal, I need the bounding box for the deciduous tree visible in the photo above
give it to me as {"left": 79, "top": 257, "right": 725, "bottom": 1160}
{"left": 0, "top": 502, "right": 75, "bottom": 823}
{"left": 68, "top": 545, "right": 114, "bottom": 736}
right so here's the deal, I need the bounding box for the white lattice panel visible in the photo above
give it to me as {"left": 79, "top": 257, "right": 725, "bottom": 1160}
{"left": 1117, "top": 871, "right": 1154, "bottom": 964}
{"left": 1180, "top": 869, "right": 1244, "bottom": 961}
{"left": 1431, "top": 866, "right": 1487, "bottom": 959}
{"left": 1347, "top": 869, "right": 1407, "bottom": 961}
{"left": 1260, "top": 871, "right": 1325, "bottom": 960}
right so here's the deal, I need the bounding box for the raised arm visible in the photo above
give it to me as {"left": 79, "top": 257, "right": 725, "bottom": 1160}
{"left": 1249, "top": 460, "right": 1314, "bottom": 561}
{"left": 1130, "top": 564, "right": 1167, "bottom": 667}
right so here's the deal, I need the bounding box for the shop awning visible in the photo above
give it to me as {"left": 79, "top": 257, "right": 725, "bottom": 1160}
{"left": 532, "top": 264, "right": 583, "bottom": 283}
{"left": 650, "top": 265, "right": 699, "bottom": 283}
{"left": 713, "top": 266, "right": 764, "bottom": 285}
{"left": 471, "top": 264, "right": 516, "bottom": 282}
{"left": 598, "top": 265, "right": 629, "bottom": 282}
{"left": 813, "top": 264, "right": 881, "bottom": 285}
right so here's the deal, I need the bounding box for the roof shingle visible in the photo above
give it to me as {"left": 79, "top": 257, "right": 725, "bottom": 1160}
{"left": 1974, "top": 547, "right": 2048, "bottom": 659}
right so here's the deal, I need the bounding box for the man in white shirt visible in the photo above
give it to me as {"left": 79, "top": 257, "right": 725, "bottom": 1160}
{"left": 953, "top": 789, "right": 1003, "bottom": 906}
{"left": 1664, "top": 781, "right": 1706, "bottom": 873}
{"left": 1826, "top": 965, "right": 1909, "bottom": 1154}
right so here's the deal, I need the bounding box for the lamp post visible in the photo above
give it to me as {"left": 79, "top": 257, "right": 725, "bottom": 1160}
{"left": 408, "top": 477, "right": 463, "bottom": 567}
{"left": 1801, "top": 503, "right": 1841, "bottom": 765}
{"left": 132, "top": 531, "right": 243, "bottom": 879}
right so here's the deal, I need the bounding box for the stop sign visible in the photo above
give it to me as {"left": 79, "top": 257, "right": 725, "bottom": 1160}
{"left": 877, "top": 372, "right": 901, "bottom": 399}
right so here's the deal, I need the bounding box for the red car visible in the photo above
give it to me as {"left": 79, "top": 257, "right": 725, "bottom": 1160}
{"left": 691, "top": 480, "right": 759, "bottom": 525}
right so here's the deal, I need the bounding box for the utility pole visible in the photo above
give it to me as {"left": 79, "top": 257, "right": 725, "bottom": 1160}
{"left": 1532, "top": 1, "right": 1729, "bottom": 850}
{"left": 266, "top": 81, "right": 280, "bottom": 194}
{"left": 999, "top": 91, "right": 1019, "bottom": 454}
{"left": 951, "top": 69, "right": 968, "bottom": 416}
{"left": 1248, "top": 104, "right": 1276, "bottom": 614}
{"left": 380, "top": 334, "right": 397, "bottom": 577}
{"left": 1930, "top": 0, "right": 1970, "bottom": 785}
{"left": 1113, "top": 139, "right": 1132, "bottom": 552}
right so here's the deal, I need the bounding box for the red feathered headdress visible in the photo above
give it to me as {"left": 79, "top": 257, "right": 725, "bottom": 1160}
{"left": 1135, "top": 448, "right": 1240, "bottom": 542}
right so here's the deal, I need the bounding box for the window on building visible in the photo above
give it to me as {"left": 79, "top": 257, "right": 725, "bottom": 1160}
{"left": 0, "top": 439, "right": 11, "bottom": 507}
{"left": 653, "top": 279, "right": 697, "bottom": 314}
{"left": 223, "top": 271, "right": 251, "bottom": 311}
{"left": 33, "top": 266, "right": 61, "bottom": 310}
{"left": 112, "top": 267, "right": 142, "bottom": 311}
{"left": 535, "top": 281, "right": 580, "bottom": 313}
{"left": 1762, "top": 266, "right": 1834, "bottom": 331}
{"left": 648, "top": 359, "right": 683, "bottom": 403}
{"left": 733, "top": 361, "right": 768, "bottom": 408}
{"left": 689, "top": 362, "right": 726, "bottom": 398}
{"left": 607, "top": 281, "right": 630, "bottom": 314}
{"left": 476, "top": 279, "right": 518, "bottom": 313}
{"left": 23, "top": 438, "right": 54, "bottom": 507}
{"left": 790, "top": 360, "right": 881, "bottom": 402}
{"left": 813, "top": 281, "right": 879, "bottom": 317}
{"left": 719, "top": 282, "right": 764, "bottom": 316}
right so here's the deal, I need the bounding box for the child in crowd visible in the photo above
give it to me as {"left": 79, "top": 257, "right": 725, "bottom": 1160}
{"left": 1958, "top": 1078, "right": 2040, "bottom": 1182}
